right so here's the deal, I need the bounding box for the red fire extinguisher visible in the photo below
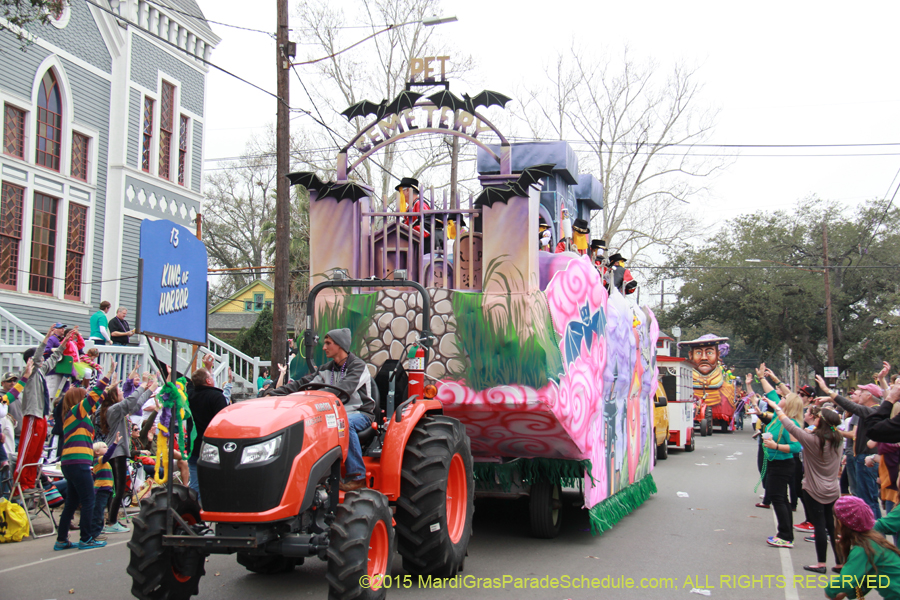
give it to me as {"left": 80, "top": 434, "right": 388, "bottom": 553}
{"left": 407, "top": 345, "right": 425, "bottom": 400}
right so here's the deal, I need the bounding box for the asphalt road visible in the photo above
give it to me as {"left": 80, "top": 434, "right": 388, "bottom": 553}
{"left": 1, "top": 428, "right": 836, "bottom": 600}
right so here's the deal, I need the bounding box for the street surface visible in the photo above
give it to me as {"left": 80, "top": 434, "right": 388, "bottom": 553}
{"left": 1, "top": 429, "right": 833, "bottom": 600}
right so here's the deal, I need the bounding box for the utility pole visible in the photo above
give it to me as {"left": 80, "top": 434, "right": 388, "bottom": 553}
{"left": 272, "top": 0, "right": 290, "bottom": 370}
{"left": 823, "top": 222, "right": 835, "bottom": 368}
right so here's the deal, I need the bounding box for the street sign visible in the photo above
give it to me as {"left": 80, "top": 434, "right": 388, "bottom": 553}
{"left": 824, "top": 366, "right": 839, "bottom": 378}
{"left": 137, "top": 219, "right": 208, "bottom": 345}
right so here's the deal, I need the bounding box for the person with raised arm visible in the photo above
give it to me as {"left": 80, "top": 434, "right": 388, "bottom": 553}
{"left": 54, "top": 360, "right": 115, "bottom": 551}
{"left": 769, "top": 397, "right": 842, "bottom": 573}
{"left": 817, "top": 374, "right": 884, "bottom": 520}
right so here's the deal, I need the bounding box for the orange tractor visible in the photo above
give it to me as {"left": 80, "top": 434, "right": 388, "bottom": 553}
{"left": 127, "top": 279, "right": 474, "bottom": 600}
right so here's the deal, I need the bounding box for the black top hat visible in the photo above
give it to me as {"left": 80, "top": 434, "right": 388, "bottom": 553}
{"left": 572, "top": 218, "right": 590, "bottom": 234}
{"left": 395, "top": 177, "right": 420, "bottom": 193}
{"left": 608, "top": 253, "right": 626, "bottom": 264}
{"left": 591, "top": 239, "right": 606, "bottom": 250}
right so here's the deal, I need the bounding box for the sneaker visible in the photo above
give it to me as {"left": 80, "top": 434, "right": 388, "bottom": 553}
{"left": 755, "top": 502, "right": 771, "bottom": 509}
{"left": 53, "top": 540, "right": 76, "bottom": 551}
{"left": 78, "top": 537, "right": 107, "bottom": 550}
{"left": 767, "top": 536, "right": 794, "bottom": 548}
{"left": 804, "top": 536, "right": 816, "bottom": 543}
{"left": 795, "top": 521, "right": 815, "bottom": 532}
{"left": 94, "top": 533, "right": 108, "bottom": 541}
{"left": 103, "top": 522, "right": 130, "bottom": 534}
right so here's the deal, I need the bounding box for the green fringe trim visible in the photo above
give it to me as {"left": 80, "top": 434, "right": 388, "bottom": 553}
{"left": 473, "top": 458, "right": 593, "bottom": 492}
{"left": 587, "top": 474, "right": 658, "bottom": 536}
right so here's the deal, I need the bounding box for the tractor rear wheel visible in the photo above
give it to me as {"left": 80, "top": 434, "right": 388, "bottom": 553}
{"left": 326, "top": 489, "right": 393, "bottom": 600}
{"left": 529, "top": 481, "right": 563, "bottom": 538}
{"left": 127, "top": 485, "right": 206, "bottom": 600}
{"left": 396, "top": 415, "right": 474, "bottom": 578}
{"left": 237, "top": 553, "right": 300, "bottom": 574}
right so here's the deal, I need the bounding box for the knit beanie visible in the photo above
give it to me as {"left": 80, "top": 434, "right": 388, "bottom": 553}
{"left": 326, "top": 328, "right": 352, "bottom": 354}
{"left": 834, "top": 496, "right": 875, "bottom": 532}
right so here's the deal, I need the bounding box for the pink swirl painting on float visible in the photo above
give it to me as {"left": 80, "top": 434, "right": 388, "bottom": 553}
{"left": 434, "top": 253, "right": 658, "bottom": 510}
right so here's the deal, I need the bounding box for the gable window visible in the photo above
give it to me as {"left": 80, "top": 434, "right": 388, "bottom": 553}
{"left": 265, "top": 300, "right": 272, "bottom": 310}
{"left": 3, "top": 105, "right": 26, "bottom": 159}
{"left": 29, "top": 192, "right": 58, "bottom": 294}
{"left": 178, "top": 114, "right": 189, "bottom": 186}
{"left": 71, "top": 132, "right": 89, "bottom": 181}
{"left": 36, "top": 71, "right": 62, "bottom": 171}
{"left": 0, "top": 182, "right": 24, "bottom": 289}
{"left": 64, "top": 203, "right": 87, "bottom": 300}
{"left": 254, "top": 293, "right": 263, "bottom": 311}
{"left": 244, "top": 300, "right": 253, "bottom": 311}
{"left": 158, "top": 81, "right": 175, "bottom": 179}
{"left": 142, "top": 96, "right": 154, "bottom": 172}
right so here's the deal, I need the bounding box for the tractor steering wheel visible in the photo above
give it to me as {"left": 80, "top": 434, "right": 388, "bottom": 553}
{"left": 294, "top": 382, "right": 351, "bottom": 403}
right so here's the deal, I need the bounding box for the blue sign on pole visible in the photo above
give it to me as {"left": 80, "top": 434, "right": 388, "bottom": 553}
{"left": 137, "top": 219, "right": 208, "bottom": 345}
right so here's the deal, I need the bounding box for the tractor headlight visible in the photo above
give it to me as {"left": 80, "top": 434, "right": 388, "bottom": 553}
{"left": 200, "top": 442, "right": 220, "bottom": 464}
{"left": 240, "top": 435, "right": 283, "bottom": 465}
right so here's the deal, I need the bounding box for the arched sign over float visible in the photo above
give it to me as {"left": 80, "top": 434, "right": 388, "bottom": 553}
{"left": 334, "top": 89, "right": 513, "bottom": 180}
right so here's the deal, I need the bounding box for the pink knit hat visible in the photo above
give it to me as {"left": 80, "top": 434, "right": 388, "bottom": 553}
{"left": 834, "top": 496, "right": 875, "bottom": 532}
{"left": 857, "top": 383, "right": 884, "bottom": 399}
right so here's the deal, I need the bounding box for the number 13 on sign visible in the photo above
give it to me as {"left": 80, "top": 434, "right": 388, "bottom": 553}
{"left": 170, "top": 227, "right": 179, "bottom": 248}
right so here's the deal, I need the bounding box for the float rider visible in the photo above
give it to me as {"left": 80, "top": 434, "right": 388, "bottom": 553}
{"left": 265, "top": 328, "right": 374, "bottom": 492}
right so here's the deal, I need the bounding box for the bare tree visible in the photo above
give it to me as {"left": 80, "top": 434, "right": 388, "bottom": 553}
{"left": 293, "top": 0, "right": 475, "bottom": 202}
{"left": 518, "top": 47, "right": 724, "bottom": 263}
{"left": 203, "top": 138, "right": 277, "bottom": 299}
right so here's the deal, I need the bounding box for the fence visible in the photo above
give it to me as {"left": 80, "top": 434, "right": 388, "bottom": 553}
{"left": 0, "top": 306, "right": 266, "bottom": 398}
{"left": 362, "top": 188, "right": 483, "bottom": 290}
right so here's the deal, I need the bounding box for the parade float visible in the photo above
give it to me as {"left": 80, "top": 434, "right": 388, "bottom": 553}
{"left": 656, "top": 332, "right": 696, "bottom": 451}
{"left": 289, "top": 72, "right": 659, "bottom": 538}
{"left": 679, "top": 334, "right": 737, "bottom": 434}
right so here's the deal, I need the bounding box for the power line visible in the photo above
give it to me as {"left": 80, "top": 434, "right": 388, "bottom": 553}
{"left": 144, "top": 0, "right": 275, "bottom": 37}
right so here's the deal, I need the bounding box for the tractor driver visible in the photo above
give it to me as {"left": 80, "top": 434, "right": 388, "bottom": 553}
{"left": 265, "top": 328, "right": 374, "bottom": 492}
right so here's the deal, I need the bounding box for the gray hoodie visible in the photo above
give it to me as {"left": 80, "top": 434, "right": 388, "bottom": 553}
{"left": 104, "top": 386, "right": 154, "bottom": 459}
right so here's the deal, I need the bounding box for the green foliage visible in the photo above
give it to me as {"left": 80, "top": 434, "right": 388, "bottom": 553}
{"left": 448, "top": 258, "right": 563, "bottom": 391}
{"left": 291, "top": 292, "right": 379, "bottom": 380}
{"left": 663, "top": 197, "right": 900, "bottom": 377}
{"left": 1, "top": 0, "right": 64, "bottom": 47}
{"left": 233, "top": 307, "right": 274, "bottom": 361}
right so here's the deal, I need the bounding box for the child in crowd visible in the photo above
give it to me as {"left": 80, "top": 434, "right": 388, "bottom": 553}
{"left": 91, "top": 432, "right": 120, "bottom": 542}
{"left": 54, "top": 361, "right": 115, "bottom": 551}
{"left": 97, "top": 371, "right": 156, "bottom": 534}
{"left": 826, "top": 495, "right": 900, "bottom": 599}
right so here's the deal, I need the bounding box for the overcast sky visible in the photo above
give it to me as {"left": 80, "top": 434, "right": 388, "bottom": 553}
{"left": 199, "top": 0, "right": 900, "bottom": 230}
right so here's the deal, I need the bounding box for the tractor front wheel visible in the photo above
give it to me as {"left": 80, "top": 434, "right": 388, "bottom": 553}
{"left": 326, "top": 488, "right": 394, "bottom": 600}
{"left": 396, "top": 416, "right": 474, "bottom": 578}
{"left": 127, "top": 485, "right": 206, "bottom": 600}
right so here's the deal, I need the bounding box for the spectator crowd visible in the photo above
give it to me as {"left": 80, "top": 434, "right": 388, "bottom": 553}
{"left": 0, "top": 301, "right": 234, "bottom": 551}
{"left": 745, "top": 361, "right": 900, "bottom": 599}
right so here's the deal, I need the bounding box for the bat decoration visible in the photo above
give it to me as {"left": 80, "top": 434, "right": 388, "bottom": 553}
{"left": 288, "top": 173, "right": 371, "bottom": 202}
{"left": 384, "top": 91, "right": 423, "bottom": 116}
{"left": 426, "top": 90, "right": 466, "bottom": 112}
{"left": 463, "top": 90, "right": 513, "bottom": 114}
{"left": 287, "top": 171, "right": 327, "bottom": 191}
{"left": 340, "top": 98, "right": 388, "bottom": 121}
{"left": 325, "top": 182, "right": 372, "bottom": 202}
{"left": 475, "top": 163, "right": 556, "bottom": 208}
{"left": 516, "top": 164, "right": 555, "bottom": 189}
